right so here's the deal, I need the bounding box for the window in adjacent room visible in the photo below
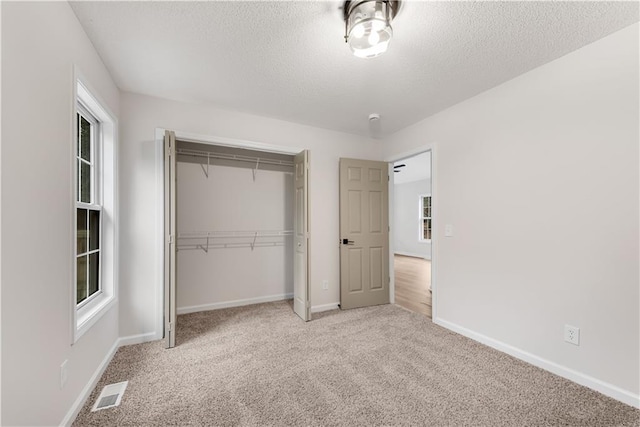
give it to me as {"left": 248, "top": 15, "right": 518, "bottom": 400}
{"left": 419, "top": 194, "right": 431, "bottom": 241}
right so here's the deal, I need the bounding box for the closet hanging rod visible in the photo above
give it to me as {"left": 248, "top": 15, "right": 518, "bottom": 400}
{"left": 177, "top": 241, "right": 286, "bottom": 251}
{"left": 176, "top": 148, "right": 294, "bottom": 167}
{"left": 178, "top": 230, "right": 293, "bottom": 239}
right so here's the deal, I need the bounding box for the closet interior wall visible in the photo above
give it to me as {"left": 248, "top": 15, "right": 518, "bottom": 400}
{"left": 175, "top": 140, "right": 295, "bottom": 314}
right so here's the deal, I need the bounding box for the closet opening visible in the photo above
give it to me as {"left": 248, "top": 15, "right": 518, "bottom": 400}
{"left": 162, "top": 131, "right": 310, "bottom": 348}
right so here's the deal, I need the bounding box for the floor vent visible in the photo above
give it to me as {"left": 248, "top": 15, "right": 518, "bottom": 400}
{"left": 91, "top": 381, "right": 128, "bottom": 412}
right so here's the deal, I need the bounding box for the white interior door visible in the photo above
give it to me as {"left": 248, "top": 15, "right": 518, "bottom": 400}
{"left": 293, "top": 150, "right": 310, "bottom": 321}
{"left": 339, "top": 158, "right": 390, "bottom": 310}
{"left": 164, "top": 130, "right": 177, "bottom": 348}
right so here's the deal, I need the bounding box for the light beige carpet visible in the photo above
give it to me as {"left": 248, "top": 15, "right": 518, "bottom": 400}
{"left": 73, "top": 301, "right": 639, "bottom": 426}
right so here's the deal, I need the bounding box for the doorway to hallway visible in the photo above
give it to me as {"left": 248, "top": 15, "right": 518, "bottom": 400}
{"left": 394, "top": 255, "right": 431, "bottom": 317}
{"left": 391, "top": 150, "right": 432, "bottom": 318}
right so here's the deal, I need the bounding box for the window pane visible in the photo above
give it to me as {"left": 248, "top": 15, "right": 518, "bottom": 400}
{"left": 77, "top": 255, "right": 88, "bottom": 304}
{"left": 423, "top": 219, "right": 432, "bottom": 240}
{"left": 88, "top": 252, "right": 99, "bottom": 297}
{"left": 77, "top": 113, "right": 81, "bottom": 157}
{"left": 89, "top": 210, "right": 100, "bottom": 251}
{"left": 77, "top": 208, "right": 87, "bottom": 253}
{"left": 80, "top": 115, "right": 91, "bottom": 161}
{"left": 80, "top": 161, "right": 91, "bottom": 203}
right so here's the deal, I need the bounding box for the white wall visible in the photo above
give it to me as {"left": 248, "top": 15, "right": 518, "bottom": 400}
{"left": 118, "top": 92, "right": 382, "bottom": 338}
{"left": 394, "top": 179, "right": 432, "bottom": 259}
{"left": 176, "top": 162, "right": 293, "bottom": 312}
{"left": 1, "top": 2, "right": 120, "bottom": 425}
{"left": 384, "top": 23, "right": 639, "bottom": 403}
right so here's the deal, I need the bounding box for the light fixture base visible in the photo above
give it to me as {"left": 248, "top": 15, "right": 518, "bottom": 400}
{"left": 343, "top": 0, "right": 402, "bottom": 58}
{"left": 343, "top": 1, "right": 401, "bottom": 24}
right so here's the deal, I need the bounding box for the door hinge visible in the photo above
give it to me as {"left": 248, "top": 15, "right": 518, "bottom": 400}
{"left": 168, "top": 322, "right": 172, "bottom": 332}
{"left": 169, "top": 234, "right": 175, "bottom": 244}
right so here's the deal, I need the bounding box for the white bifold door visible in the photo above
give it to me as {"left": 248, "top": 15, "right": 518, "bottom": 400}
{"left": 164, "top": 130, "right": 177, "bottom": 348}
{"left": 293, "top": 150, "right": 310, "bottom": 321}
{"left": 339, "top": 158, "right": 390, "bottom": 310}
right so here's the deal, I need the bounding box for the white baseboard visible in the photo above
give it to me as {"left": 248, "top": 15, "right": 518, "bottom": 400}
{"left": 177, "top": 293, "right": 293, "bottom": 315}
{"left": 60, "top": 339, "right": 120, "bottom": 427}
{"left": 434, "top": 317, "right": 640, "bottom": 409}
{"left": 60, "top": 331, "right": 161, "bottom": 426}
{"left": 118, "top": 332, "right": 158, "bottom": 347}
{"left": 311, "top": 303, "right": 340, "bottom": 313}
{"left": 394, "top": 251, "right": 430, "bottom": 260}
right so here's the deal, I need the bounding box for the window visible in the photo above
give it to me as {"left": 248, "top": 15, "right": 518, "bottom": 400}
{"left": 420, "top": 195, "right": 431, "bottom": 241}
{"left": 74, "top": 76, "right": 117, "bottom": 342}
{"left": 76, "top": 106, "right": 102, "bottom": 306}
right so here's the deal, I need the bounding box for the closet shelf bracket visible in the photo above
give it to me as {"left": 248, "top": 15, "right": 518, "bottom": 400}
{"left": 252, "top": 158, "right": 260, "bottom": 181}
{"left": 196, "top": 234, "right": 210, "bottom": 253}
{"left": 251, "top": 231, "right": 258, "bottom": 251}
{"left": 199, "top": 153, "right": 210, "bottom": 178}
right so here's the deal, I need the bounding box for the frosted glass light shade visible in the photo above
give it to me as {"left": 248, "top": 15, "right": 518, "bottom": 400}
{"left": 345, "top": 1, "right": 396, "bottom": 59}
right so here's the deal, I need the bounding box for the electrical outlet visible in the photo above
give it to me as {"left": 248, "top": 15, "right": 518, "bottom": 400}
{"left": 322, "top": 280, "right": 328, "bottom": 290}
{"left": 564, "top": 325, "right": 580, "bottom": 346}
{"left": 60, "top": 360, "right": 68, "bottom": 389}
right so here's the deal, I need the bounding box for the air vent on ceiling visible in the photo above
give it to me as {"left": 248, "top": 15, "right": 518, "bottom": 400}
{"left": 91, "top": 381, "right": 128, "bottom": 412}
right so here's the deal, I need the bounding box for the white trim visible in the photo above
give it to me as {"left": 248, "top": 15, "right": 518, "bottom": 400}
{"left": 59, "top": 339, "right": 120, "bottom": 427}
{"left": 177, "top": 293, "right": 294, "bottom": 315}
{"left": 59, "top": 331, "right": 158, "bottom": 426}
{"left": 173, "top": 130, "right": 302, "bottom": 155}
{"left": 311, "top": 303, "right": 340, "bottom": 313}
{"left": 155, "top": 128, "right": 165, "bottom": 341}
{"left": 117, "top": 332, "right": 158, "bottom": 347}
{"left": 72, "top": 67, "right": 119, "bottom": 344}
{"left": 386, "top": 143, "right": 437, "bottom": 320}
{"left": 434, "top": 317, "right": 640, "bottom": 409}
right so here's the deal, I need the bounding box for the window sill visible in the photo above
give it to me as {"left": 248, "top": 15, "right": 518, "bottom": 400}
{"left": 418, "top": 239, "right": 432, "bottom": 244}
{"left": 75, "top": 293, "right": 116, "bottom": 343}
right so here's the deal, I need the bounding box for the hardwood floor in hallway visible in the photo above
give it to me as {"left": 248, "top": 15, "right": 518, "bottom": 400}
{"left": 394, "top": 255, "right": 432, "bottom": 318}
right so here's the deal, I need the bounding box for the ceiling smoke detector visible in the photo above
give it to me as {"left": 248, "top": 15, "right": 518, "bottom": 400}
{"left": 369, "top": 113, "right": 381, "bottom": 122}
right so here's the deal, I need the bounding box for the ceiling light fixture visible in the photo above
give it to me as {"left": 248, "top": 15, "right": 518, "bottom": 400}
{"left": 343, "top": 0, "right": 401, "bottom": 59}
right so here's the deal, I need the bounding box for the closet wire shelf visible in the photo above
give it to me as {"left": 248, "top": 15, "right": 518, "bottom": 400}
{"left": 177, "top": 230, "right": 293, "bottom": 253}
{"left": 176, "top": 148, "right": 294, "bottom": 180}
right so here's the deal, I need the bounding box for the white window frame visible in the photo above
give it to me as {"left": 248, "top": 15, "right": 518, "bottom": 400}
{"left": 419, "top": 194, "right": 432, "bottom": 242}
{"left": 72, "top": 73, "right": 118, "bottom": 343}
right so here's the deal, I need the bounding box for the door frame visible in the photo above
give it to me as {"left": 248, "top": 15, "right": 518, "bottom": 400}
{"left": 154, "top": 128, "right": 305, "bottom": 340}
{"left": 385, "top": 143, "right": 437, "bottom": 321}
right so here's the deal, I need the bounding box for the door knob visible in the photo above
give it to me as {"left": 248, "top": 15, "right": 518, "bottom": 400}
{"left": 342, "top": 238, "right": 354, "bottom": 245}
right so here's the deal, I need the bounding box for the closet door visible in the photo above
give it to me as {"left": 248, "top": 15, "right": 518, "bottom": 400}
{"left": 164, "top": 130, "right": 177, "bottom": 348}
{"left": 293, "top": 150, "right": 310, "bottom": 321}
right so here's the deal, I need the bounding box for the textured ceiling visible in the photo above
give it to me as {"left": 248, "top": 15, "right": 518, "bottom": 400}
{"left": 70, "top": 1, "right": 638, "bottom": 137}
